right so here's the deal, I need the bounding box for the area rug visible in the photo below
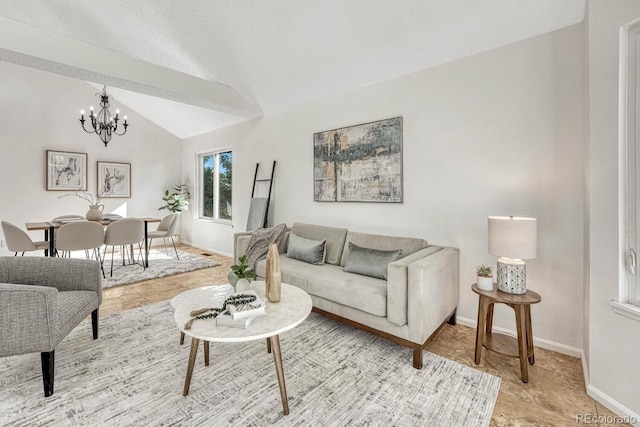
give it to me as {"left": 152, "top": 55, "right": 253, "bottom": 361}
{"left": 0, "top": 302, "right": 500, "bottom": 427}
{"left": 99, "top": 248, "right": 220, "bottom": 289}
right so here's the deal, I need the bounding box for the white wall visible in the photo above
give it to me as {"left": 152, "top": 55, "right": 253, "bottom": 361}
{"left": 183, "top": 25, "right": 586, "bottom": 354}
{"left": 586, "top": 0, "right": 640, "bottom": 421}
{"left": 0, "top": 61, "right": 182, "bottom": 256}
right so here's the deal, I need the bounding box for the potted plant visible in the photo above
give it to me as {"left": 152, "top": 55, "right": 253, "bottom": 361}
{"left": 159, "top": 184, "right": 190, "bottom": 214}
{"left": 476, "top": 264, "right": 494, "bottom": 291}
{"left": 228, "top": 255, "right": 256, "bottom": 291}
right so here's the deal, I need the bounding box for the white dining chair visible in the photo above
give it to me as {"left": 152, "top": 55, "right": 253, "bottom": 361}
{"left": 103, "top": 218, "right": 145, "bottom": 277}
{"left": 51, "top": 215, "right": 85, "bottom": 223}
{"left": 55, "top": 221, "right": 106, "bottom": 277}
{"left": 1, "top": 221, "right": 49, "bottom": 256}
{"left": 147, "top": 214, "right": 179, "bottom": 259}
{"left": 50, "top": 215, "right": 87, "bottom": 256}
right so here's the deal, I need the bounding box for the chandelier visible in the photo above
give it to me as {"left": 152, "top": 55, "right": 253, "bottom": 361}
{"left": 79, "top": 86, "right": 129, "bottom": 147}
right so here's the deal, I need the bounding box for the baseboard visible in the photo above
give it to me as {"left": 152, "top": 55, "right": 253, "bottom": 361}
{"left": 181, "top": 240, "right": 233, "bottom": 258}
{"left": 585, "top": 383, "right": 640, "bottom": 426}
{"left": 456, "top": 316, "right": 582, "bottom": 358}
{"left": 581, "top": 351, "right": 589, "bottom": 391}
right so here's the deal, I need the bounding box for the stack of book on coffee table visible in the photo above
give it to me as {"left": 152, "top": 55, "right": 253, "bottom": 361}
{"left": 216, "top": 289, "right": 266, "bottom": 328}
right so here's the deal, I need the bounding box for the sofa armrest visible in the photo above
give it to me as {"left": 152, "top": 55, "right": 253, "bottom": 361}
{"left": 406, "top": 247, "right": 459, "bottom": 343}
{"left": 0, "top": 257, "right": 102, "bottom": 304}
{"left": 233, "top": 231, "right": 254, "bottom": 264}
{"left": 387, "top": 246, "right": 445, "bottom": 326}
{"left": 0, "top": 283, "right": 58, "bottom": 356}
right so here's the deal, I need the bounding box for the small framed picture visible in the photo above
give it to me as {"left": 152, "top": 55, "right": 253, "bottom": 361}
{"left": 46, "top": 150, "right": 88, "bottom": 191}
{"left": 97, "top": 161, "right": 131, "bottom": 198}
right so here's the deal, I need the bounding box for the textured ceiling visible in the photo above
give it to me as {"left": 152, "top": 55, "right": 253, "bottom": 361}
{"left": 0, "top": 0, "right": 585, "bottom": 139}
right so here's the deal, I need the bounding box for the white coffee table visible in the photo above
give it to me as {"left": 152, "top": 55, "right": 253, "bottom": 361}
{"left": 172, "top": 281, "right": 312, "bottom": 415}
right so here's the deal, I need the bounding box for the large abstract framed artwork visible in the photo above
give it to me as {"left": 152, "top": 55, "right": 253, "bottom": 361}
{"left": 97, "top": 161, "right": 131, "bottom": 198}
{"left": 314, "top": 117, "right": 403, "bottom": 202}
{"left": 46, "top": 150, "right": 87, "bottom": 191}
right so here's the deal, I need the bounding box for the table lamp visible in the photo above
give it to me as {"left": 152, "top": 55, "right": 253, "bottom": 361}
{"left": 488, "top": 216, "right": 537, "bottom": 294}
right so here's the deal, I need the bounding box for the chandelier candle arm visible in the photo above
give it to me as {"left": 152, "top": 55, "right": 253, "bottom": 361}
{"left": 78, "top": 86, "right": 130, "bottom": 147}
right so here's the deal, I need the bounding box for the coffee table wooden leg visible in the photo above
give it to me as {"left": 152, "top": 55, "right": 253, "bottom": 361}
{"left": 183, "top": 337, "right": 200, "bottom": 396}
{"left": 179, "top": 332, "right": 185, "bottom": 345}
{"left": 474, "top": 296, "right": 488, "bottom": 364}
{"left": 515, "top": 305, "right": 529, "bottom": 383}
{"left": 269, "top": 335, "right": 289, "bottom": 415}
{"left": 266, "top": 338, "right": 271, "bottom": 353}
{"left": 204, "top": 341, "right": 210, "bottom": 366}
{"left": 526, "top": 305, "right": 535, "bottom": 365}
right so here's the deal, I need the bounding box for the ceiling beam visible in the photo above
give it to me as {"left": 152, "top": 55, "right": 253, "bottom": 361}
{"left": 0, "top": 16, "right": 261, "bottom": 118}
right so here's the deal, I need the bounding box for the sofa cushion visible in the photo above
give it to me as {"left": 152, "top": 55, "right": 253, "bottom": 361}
{"left": 291, "top": 223, "right": 347, "bottom": 266}
{"left": 340, "top": 231, "right": 428, "bottom": 266}
{"left": 256, "top": 256, "right": 387, "bottom": 317}
{"left": 286, "top": 232, "right": 326, "bottom": 265}
{"left": 343, "top": 242, "right": 402, "bottom": 280}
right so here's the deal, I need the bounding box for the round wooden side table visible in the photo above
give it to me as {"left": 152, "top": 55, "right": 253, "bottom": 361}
{"left": 472, "top": 283, "right": 541, "bottom": 383}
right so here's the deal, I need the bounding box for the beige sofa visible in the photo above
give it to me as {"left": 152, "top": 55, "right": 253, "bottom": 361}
{"left": 234, "top": 222, "right": 459, "bottom": 369}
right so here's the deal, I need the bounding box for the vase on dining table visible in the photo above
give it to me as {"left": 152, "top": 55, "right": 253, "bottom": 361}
{"left": 86, "top": 204, "right": 104, "bottom": 221}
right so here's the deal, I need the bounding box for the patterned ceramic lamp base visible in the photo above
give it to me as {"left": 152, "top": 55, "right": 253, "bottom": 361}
{"left": 496, "top": 258, "right": 526, "bottom": 294}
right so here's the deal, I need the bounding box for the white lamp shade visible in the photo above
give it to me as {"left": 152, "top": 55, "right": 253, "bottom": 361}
{"left": 488, "top": 216, "right": 537, "bottom": 260}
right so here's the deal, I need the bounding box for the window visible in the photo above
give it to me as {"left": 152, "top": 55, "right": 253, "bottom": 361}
{"left": 198, "top": 150, "right": 232, "bottom": 222}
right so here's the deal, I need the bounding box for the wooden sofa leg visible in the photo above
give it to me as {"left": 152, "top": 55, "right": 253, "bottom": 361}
{"left": 41, "top": 351, "right": 55, "bottom": 397}
{"left": 448, "top": 308, "right": 457, "bottom": 326}
{"left": 91, "top": 309, "right": 99, "bottom": 339}
{"left": 413, "top": 346, "right": 423, "bottom": 369}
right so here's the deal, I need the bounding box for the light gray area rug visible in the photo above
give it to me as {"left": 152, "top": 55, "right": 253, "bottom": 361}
{"left": 100, "top": 248, "right": 220, "bottom": 288}
{"left": 0, "top": 302, "right": 500, "bottom": 427}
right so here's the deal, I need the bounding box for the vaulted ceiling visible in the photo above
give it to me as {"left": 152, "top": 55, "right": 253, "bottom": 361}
{"left": 0, "top": 0, "right": 585, "bottom": 139}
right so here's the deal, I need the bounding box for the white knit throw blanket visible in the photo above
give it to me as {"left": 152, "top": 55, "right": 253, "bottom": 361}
{"left": 245, "top": 223, "right": 288, "bottom": 268}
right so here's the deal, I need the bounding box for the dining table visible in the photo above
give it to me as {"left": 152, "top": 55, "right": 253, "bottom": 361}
{"left": 25, "top": 216, "right": 161, "bottom": 268}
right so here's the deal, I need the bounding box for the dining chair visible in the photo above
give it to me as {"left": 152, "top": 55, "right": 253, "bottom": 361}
{"left": 50, "top": 215, "right": 86, "bottom": 256}
{"left": 51, "top": 215, "right": 86, "bottom": 223}
{"left": 1, "top": 221, "right": 49, "bottom": 256}
{"left": 147, "top": 214, "right": 180, "bottom": 259}
{"left": 55, "top": 221, "right": 106, "bottom": 277}
{"left": 103, "top": 218, "right": 145, "bottom": 277}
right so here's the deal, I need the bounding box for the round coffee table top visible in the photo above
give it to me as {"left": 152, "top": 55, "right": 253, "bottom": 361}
{"left": 173, "top": 281, "right": 312, "bottom": 343}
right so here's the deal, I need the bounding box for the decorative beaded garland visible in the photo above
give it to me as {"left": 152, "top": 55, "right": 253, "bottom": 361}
{"left": 184, "top": 293, "right": 259, "bottom": 329}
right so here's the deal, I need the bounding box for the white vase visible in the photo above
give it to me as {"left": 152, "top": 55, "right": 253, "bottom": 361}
{"left": 235, "top": 278, "right": 251, "bottom": 292}
{"left": 477, "top": 276, "right": 494, "bottom": 291}
{"left": 86, "top": 204, "right": 104, "bottom": 221}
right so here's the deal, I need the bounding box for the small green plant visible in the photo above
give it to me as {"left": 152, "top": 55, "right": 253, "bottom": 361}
{"left": 476, "top": 264, "right": 493, "bottom": 278}
{"left": 159, "top": 184, "right": 190, "bottom": 213}
{"left": 230, "top": 255, "right": 256, "bottom": 280}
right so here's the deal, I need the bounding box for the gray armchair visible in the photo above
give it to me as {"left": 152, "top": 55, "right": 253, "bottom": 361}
{"left": 0, "top": 256, "right": 102, "bottom": 397}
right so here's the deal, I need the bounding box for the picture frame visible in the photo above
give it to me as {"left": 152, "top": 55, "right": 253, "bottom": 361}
{"left": 46, "top": 150, "right": 88, "bottom": 191}
{"left": 313, "top": 117, "right": 403, "bottom": 202}
{"left": 97, "top": 161, "right": 131, "bottom": 198}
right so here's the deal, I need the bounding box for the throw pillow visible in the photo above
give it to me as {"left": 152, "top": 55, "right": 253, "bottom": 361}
{"left": 343, "top": 242, "right": 402, "bottom": 280}
{"left": 287, "top": 232, "right": 326, "bottom": 265}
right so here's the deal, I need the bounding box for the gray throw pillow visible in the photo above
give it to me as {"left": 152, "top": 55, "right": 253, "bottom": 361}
{"left": 343, "top": 242, "right": 402, "bottom": 280}
{"left": 287, "top": 232, "right": 326, "bottom": 265}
